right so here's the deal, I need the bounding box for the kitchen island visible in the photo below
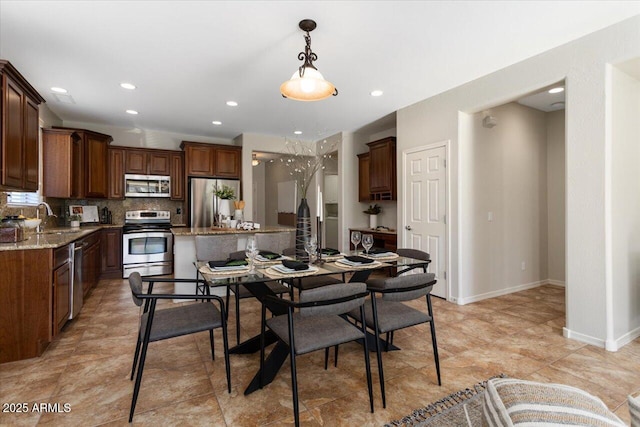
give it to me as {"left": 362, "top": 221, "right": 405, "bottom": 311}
{"left": 171, "top": 226, "right": 295, "bottom": 296}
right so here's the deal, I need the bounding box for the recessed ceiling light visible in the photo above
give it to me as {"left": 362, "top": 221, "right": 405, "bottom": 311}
{"left": 548, "top": 87, "right": 564, "bottom": 94}
{"left": 126, "top": 110, "right": 138, "bottom": 115}
{"left": 120, "top": 83, "right": 136, "bottom": 90}
{"left": 370, "top": 90, "right": 383, "bottom": 97}
{"left": 226, "top": 101, "right": 238, "bottom": 107}
{"left": 51, "top": 87, "right": 67, "bottom": 93}
{"left": 212, "top": 121, "right": 222, "bottom": 126}
{"left": 294, "top": 131, "right": 302, "bottom": 135}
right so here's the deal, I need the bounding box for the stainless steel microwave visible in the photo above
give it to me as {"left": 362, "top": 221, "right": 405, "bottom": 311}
{"left": 124, "top": 174, "right": 171, "bottom": 198}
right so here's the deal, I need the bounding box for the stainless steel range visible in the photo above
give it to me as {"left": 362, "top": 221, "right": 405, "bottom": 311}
{"left": 122, "top": 210, "right": 173, "bottom": 278}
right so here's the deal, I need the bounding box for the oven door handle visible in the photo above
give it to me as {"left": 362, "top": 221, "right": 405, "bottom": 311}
{"left": 124, "top": 229, "right": 171, "bottom": 234}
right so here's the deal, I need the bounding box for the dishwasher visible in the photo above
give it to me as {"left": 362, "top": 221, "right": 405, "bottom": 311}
{"left": 69, "top": 241, "right": 84, "bottom": 319}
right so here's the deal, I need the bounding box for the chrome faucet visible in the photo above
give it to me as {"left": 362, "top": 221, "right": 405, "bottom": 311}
{"left": 36, "top": 202, "right": 57, "bottom": 232}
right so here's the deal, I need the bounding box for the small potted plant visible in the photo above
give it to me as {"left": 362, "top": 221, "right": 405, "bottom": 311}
{"left": 69, "top": 214, "right": 81, "bottom": 228}
{"left": 363, "top": 204, "right": 381, "bottom": 229}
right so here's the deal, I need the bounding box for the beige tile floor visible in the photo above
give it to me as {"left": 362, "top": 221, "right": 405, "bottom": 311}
{"left": 1, "top": 279, "right": 639, "bottom": 426}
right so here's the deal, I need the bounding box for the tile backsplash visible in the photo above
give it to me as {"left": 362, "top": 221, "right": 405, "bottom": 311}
{"left": 0, "top": 193, "right": 184, "bottom": 226}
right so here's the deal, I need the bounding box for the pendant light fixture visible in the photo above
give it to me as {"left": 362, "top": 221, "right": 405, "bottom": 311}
{"left": 252, "top": 153, "right": 260, "bottom": 167}
{"left": 280, "top": 19, "right": 338, "bottom": 102}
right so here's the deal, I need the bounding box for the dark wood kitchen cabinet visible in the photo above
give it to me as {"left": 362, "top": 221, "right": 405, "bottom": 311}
{"left": 357, "top": 152, "right": 370, "bottom": 202}
{"left": 53, "top": 245, "right": 71, "bottom": 335}
{"left": 46, "top": 127, "right": 113, "bottom": 199}
{"left": 170, "top": 152, "right": 184, "bottom": 200}
{"left": 108, "top": 147, "right": 125, "bottom": 199}
{"left": 0, "top": 60, "right": 46, "bottom": 191}
{"left": 79, "top": 231, "right": 101, "bottom": 296}
{"left": 358, "top": 137, "right": 396, "bottom": 201}
{"left": 0, "top": 249, "right": 52, "bottom": 363}
{"left": 101, "top": 227, "right": 122, "bottom": 278}
{"left": 124, "top": 148, "right": 171, "bottom": 176}
{"left": 181, "top": 141, "right": 241, "bottom": 179}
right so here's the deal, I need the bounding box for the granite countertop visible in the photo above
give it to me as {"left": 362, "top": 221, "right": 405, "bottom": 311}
{"left": 171, "top": 225, "right": 295, "bottom": 236}
{"left": 0, "top": 225, "right": 120, "bottom": 251}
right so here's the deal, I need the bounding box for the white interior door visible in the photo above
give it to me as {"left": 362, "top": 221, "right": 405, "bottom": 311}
{"left": 403, "top": 144, "right": 448, "bottom": 298}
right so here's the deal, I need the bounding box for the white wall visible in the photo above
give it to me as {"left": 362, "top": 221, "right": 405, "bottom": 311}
{"left": 546, "top": 110, "right": 566, "bottom": 284}
{"left": 398, "top": 16, "right": 640, "bottom": 348}
{"left": 466, "top": 103, "right": 548, "bottom": 299}
{"left": 252, "top": 161, "right": 266, "bottom": 225}
{"left": 62, "top": 120, "right": 233, "bottom": 150}
{"left": 610, "top": 63, "right": 640, "bottom": 348}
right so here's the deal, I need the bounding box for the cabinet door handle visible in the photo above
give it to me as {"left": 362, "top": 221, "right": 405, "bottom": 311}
{"left": 405, "top": 225, "right": 412, "bottom": 230}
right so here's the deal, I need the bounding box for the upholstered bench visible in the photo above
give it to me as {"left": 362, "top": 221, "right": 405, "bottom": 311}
{"left": 482, "top": 378, "right": 630, "bottom": 426}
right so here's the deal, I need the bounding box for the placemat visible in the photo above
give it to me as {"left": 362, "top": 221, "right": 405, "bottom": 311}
{"left": 363, "top": 252, "right": 399, "bottom": 261}
{"left": 198, "top": 264, "right": 251, "bottom": 277}
{"left": 333, "top": 259, "right": 383, "bottom": 270}
{"left": 263, "top": 265, "right": 328, "bottom": 279}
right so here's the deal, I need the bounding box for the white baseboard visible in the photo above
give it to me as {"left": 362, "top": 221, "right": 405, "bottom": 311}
{"left": 605, "top": 325, "right": 640, "bottom": 351}
{"left": 563, "top": 327, "right": 605, "bottom": 348}
{"left": 546, "top": 279, "right": 565, "bottom": 287}
{"left": 456, "top": 280, "right": 545, "bottom": 305}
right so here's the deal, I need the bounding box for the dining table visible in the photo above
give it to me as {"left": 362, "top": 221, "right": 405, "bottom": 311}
{"left": 196, "top": 251, "right": 430, "bottom": 395}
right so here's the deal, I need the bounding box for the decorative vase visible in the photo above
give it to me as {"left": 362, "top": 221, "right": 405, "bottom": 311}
{"left": 369, "top": 214, "right": 377, "bottom": 229}
{"left": 295, "top": 198, "right": 311, "bottom": 259}
{"left": 218, "top": 198, "right": 233, "bottom": 219}
{"left": 70, "top": 220, "right": 80, "bottom": 229}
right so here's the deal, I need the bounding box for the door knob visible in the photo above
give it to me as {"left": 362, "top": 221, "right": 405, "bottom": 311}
{"left": 405, "top": 225, "right": 412, "bottom": 230}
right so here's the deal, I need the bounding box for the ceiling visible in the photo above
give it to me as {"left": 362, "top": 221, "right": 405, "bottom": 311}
{"left": 1, "top": 1, "right": 638, "bottom": 142}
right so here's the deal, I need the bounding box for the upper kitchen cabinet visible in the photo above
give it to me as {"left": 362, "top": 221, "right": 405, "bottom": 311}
{"left": 124, "top": 148, "right": 171, "bottom": 176}
{"left": 45, "top": 126, "right": 112, "bottom": 199}
{"left": 357, "top": 153, "right": 370, "bottom": 202}
{"left": 358, "top": 137, "right": 396, "bottom": 201}
{"left": 170, "top": 152, "right": 184, "bottom": 200}
{"left": 108, "top": 147, "right": 124, "bottom": 199}
{"left": 43, "top": 129, "right": 84, "bottom": 198}
{"left": 0, "top": 60, "right": 46, "bottom": 191}
{"left": 181, "top": 141, "right": 241, "bottom": 179}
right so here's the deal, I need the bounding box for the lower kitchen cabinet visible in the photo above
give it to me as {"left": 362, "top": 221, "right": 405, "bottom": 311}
{"left": 80, "top": 232, "right": 101, "bottom": 296}
{"left": 0, "top": 249, "right": 52, "bottom": 363}
{"left": 53, "top": 245, "right": 71, "bottom": 335}
{"left": 101, "top": 227, "right": 122, "bottom": 278}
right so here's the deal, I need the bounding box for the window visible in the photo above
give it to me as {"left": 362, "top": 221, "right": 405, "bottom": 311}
{"left": 7, "top": 191, "right": 41, "bottom": 206}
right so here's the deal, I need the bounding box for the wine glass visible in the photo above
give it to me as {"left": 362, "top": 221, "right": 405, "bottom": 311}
{"left": 351, "top": 231, "right": 362, "bottom": 254}
{"left": 304, "top": 235, "right": 317, "bottom": 263}
{"left": 362, "top": 234, "right": 374, "bottom": 255}
{"left": 245, "top": 236, "right": 258, "bottom": 273}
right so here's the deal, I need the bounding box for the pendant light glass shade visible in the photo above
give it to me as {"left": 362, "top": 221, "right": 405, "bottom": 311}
{"left": 281, "top": 67, "right": 336, "bottom": 101}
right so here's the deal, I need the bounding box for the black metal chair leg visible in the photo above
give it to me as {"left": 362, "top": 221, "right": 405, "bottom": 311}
{"left": 286, "top": 309, "right": 300, "bottom": 427}
{"left": 259, "top": 304, "right": 267, "bottom": 388}
{"left": 129, "top": 338, "right": 150, "bottom": 422}
{"left": 334, "top": 345, "right": 339, "bottom": 367}
{"left": 427, "top": 295, "right": 441, "bottom": 386}
{"left": 324, "top": 347, "right": 329, "bottom": 370}
{"left": 221, "top": 308, "right": 231, "bottom": 393}
{"left": 235, "top": 285, "right": 241, "bottom": 344}
{"left": 130, "top": 335, "right": 142, "bottom": 380}
{"left": 209, "top": 329, "right": 215, "bottom": 361}
{"left": 371, "top": 297, "right": 386, "bottom": 408}
{"left": 225, "top": 287, "right": 231, "bottom": 321}
{"left": 360, "top": 305, "right": 374, "bottom": 413}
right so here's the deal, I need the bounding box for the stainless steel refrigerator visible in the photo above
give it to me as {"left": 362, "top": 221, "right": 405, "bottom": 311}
{"left": 189, "top": 178, "right": 241, "bottom": 227}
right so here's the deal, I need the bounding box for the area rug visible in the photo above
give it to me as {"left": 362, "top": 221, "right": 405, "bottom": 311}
{"left": 385, "top": 374, "right": 507, "bottom": 427}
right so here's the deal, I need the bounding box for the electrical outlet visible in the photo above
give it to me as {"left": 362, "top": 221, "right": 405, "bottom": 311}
{"left": 521, "top": 261, "right": 526, "bottom": 271}
{"left": 176, "top": 207, "right": 182, "bottom": 214}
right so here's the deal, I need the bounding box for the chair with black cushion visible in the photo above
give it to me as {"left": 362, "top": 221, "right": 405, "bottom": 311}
{"left": 127, "top": 272, "right": 230, "bottom": 422}
{"left": 260, "top": 282, "right": 375, "bottom": 427}
{"left": 347, "top": 272, "right": 440, "bottom": 408}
